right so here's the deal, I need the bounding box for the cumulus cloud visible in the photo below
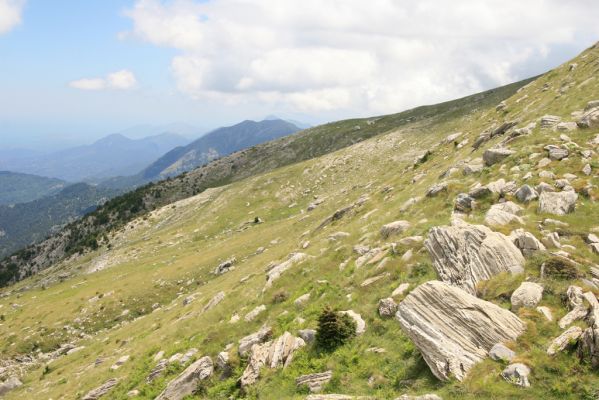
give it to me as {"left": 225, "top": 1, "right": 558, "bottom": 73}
{"left": 69, "top": 70, "right": 137, "bottom": 91}
{"left": 123, "top": 0, "right": 599, "bottom": 116}
{"left": 0, "top": 0, "right": 25, "bottom": 34}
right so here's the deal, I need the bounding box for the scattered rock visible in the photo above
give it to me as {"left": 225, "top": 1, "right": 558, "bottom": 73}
{"left": 155, "top": 356, "right": 213, "bottom": 400}
{"left": 511, "top": 282, "right": 543, "bottom": 311}
{"left": 239, "top": 332, "right": 305, "bottom": 388}
{"left": 468, "top": 185, "right": 491, "bottom": 199}
{"left": 547, "top": 326, "right": 583, "bottom": 355}
{"left": 489, "top": 343, "right": 516, "bottom": 362}
{"left": 214, "top": 258, "right": 236, "bottom": 275}
{"left": 515, "top": 185, "right": 538, "bottom": 203}
{"left": 203, "top": 291, "right": 225, "bottom": 312}
{"left": 216, "top": 351, "right": 232, "bottom": 378}
{"left": 538, "top": 191, "right": 578, "bottom": 215}
{"left": 380, "top": 220, "right": 411, "bottom": 239}
{"left": 425, "top": 221, "right": 524, "bottom": 294}
{"left": 298, "top": 329, "right": 316, "bottom": 344}
{"left": 396, "top": 281, "right": 525, "bottom": 381}
{"left": 361, "top": 273, "right": 389, "bottom": 287}
{"left": 110, "top": 355, "right": 130, "bottom": 371}
{"left": 392, "top": 283, "right": 410, "bottom": 297}
{"left": 454, "top": 193, "right": 475, "bottom": 212}
{"left": 583, "top": 164, "right": 592, "bottom": 176}
{"left": 483, "top": 148, "right": 515, "bottom": 166}
{"left": 180, "top": 348, "right": 198, "bottom": 365}
{"left": 340, "top": 310, "right": 366, "bottom": 335}
{"left": 239, "top": 326, "right": 273, "bottom": 356}
{"left": 398, "top": 236, "right": 423, "bottom": 246}
{"left": 485, "top": 202, "right": 524, "bottom": 227}
{"left": 296, "top": 371, "right": 333, "bottom": 393}
{"left": 295, "top": 293, "right": 311, "bottom": 307}
{"left": 264, "top": 253, "right": 309, "bottom": 291}
{"left": 542, "top": 232, "right": 561, "bottom": 249}
{"left": 0, "top": 377, "right": 22, "bottom": 396}
{"left": 540, "top": 115, "right": 561, "bottom": 129}
{"left": 378, "top": 297, "right": 398, "bottom": 317}
{"left": 426, "top": 182, "right": 448, "bottom": 197}
{"left": 245, "top": 305, "right": 267, "bottom": 322}
{"left": 536, "top": 306, "right": 553, "bottom": 321}
{"left": 501, "top": 363, "right": 531, "bottom": 387}
{"left": 147, "top": 359, "right": 167, "bottom": 383}
{"left": 545, "top": 145, "right": 569, "bottom": 161}
{"left": 509, "top": 229, "right": 546, "bottom": 257}
{"left": 82, "top": 378, "right": 119, "bottom": 400}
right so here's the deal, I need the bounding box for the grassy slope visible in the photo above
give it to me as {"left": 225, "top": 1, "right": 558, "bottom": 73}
{"left": 0, "top": 43, "right": 598, "bottom": 399}
{"left": 0, "top": 77, "right": 531, "bottom": 286}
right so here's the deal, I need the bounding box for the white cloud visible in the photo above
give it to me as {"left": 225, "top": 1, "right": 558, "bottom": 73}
{"left": 123, "top": 0, "right": 599, "bottom": 116}
{"left": 0, "top": 0, "right": 25, "bottom": 35}
{"left": 69, "top": 70, "right": 137, "bottom": 91}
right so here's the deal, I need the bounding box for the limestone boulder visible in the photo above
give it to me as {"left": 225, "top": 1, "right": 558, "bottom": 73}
{"left": 425, "top": 221, "right": 524, "bottom": 294}
{"left": 238, "top": 326, "right": 273, "bottom": 356}
{"left": 515, "top": 185, "right": 538, "bottom": 203}
{"left": 538, "top": 191, "right": 577, "bottom": 215}
{"left": 396, "top": 281, "right": 525, "bottom": 381}
{"left": 378, "top": 297, "right": 398, "bottom": 317}
{"left": 489, "top": 343, "right": 516, "bottom": 362}
{"left": 501, "top": 363, "right": 531, "bottom": 387}
{"left": 510, "top": 282, "right": 544, "bottom": 311}
{"left": 547, "top": 326, "right": 583, "bottom": 355}
{"left": 380, "top": 220, "right": 411, "bottom": 239}
{"left": 484, "top": 201, "right": 524, "bottom": 227}
{"left": 509, "top": 229, "right": 546, "bottom": 257}
{"left": 82, "top": 378, "right": 119, "bottom": 400}
{"left": 155, "top": 356, "right": 213, "bottom": 400}
{"left": 296, "top": 371, "right": 333, "bottom": 393}
{"left": 483, "top": 148, "right": 515, "bottom": 166}
{"left": 577, "top": 103, "right": 599, "bottom": 129}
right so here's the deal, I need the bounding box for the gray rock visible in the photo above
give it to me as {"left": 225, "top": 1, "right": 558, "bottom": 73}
{"left": 0, "top": 377, "right": 22, "bottom": 396}
{"left": 298, "top": 329, "right": 316, "bottom": 344}
{"left": 147, "top": 359, "right": 167, "bottom": 383}
{"left": 578, "top": 326, "right": 599, "bottom": 367}
{"left": 294, "top": 293, "right": 311, "bottom": 307}
{"left": 380, "top": 220, "right": 411, "bottom": 239}
{"left": 483, "top": 148, "right": 515, "bottom": 166}
{"left": 395, "top": 395, "right": 443, "bottom": 400}
{"left": 501, "top": 363, "right": 531, "bottom": 387}
{"left": 583, "top": 164, "right": 592, "bottom": 176}
{"left": 511, "top": 282, "right": 544, "bottom": 311}
{"left": 454, "top": 193, "right": 475, "bottom": 212}
{"left": 240, "top": 332, "right": 305, "bottom": 388}
{"left": 216, "top": 351, "right": 232, "bottom": 378}
{"left": 203, "top": 291, "right": 225, "bottom": 312}
{"left": 155, "top": 356, "right": 213, "bottom": 400}
{"left": 244, "top": 305, "right": 266, "bottom": 322}
{"left": 556, "top": 121, "right": 577, "bottom": 132}
{"left": 515, "top": 185, "right": 538, "bottom": 203}
{"left": 296, "top": 371, "right": 333, "bottom": 393}
{"left": 545, "top": 145, "right": 569, "bottom": 161}
{"left": 577, "top": 104, "right": 599, "bottom": 129}
{"left": 468, "top": 185, "right": 491, "bottom": 199}
{"left": 340, "top": 310, "right": 366, "bottom": 335}
{"left": 392, "top": 283, "right": 410, "bottom": 297}
{"left": 489, "top": 343, "right": 516, "bottom": 362}
{"left": 509, "top": 229, "right": 546, "bottom": 257}
{"left": 378, "top": 297, "right": 398, "bottom": 317}
{"left": 396, "top": 281, "right": 525, "bottom": 381}
{"left": 536, "top": 182, "right": 555, "bottom": 193}
{"left": 238, "top": 326, "right": 273, "bottom": 356}
{"left": 485, "top": 202, "right": 524, "bottom": 227}
{"left": 214, "top": 257, "right": 236, "bottom": 275}
{"left": 547, "top": 326, "right": 583, "bottom": 355}
{"left": 538, "top": 191, "right": 578, "bottom": 215}
{"left": 540, "top": 115, "right": 561, "bottom": 128}
{"left": 426, "top": 182, "right": 448, "bottom": 197}
{"left": 425, "top": 221, "right": 524, "bottom": 294}
{"left": 82, "top": 378, "right": 119, "bottom": 400}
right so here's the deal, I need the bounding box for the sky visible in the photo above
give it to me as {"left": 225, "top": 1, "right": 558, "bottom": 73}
{"left": 1, "top": 0, "right": 599, "bottom": 150}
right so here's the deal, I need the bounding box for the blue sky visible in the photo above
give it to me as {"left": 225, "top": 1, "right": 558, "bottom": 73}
{"left": 1, "top": 0, "right": 599, "bottom": 150}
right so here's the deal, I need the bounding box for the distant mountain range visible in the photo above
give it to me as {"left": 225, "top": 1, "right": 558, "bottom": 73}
{"left": 0, "top": 133, "right": 191, "bottom": 182}
{"left": 140, "top": 119, "right": 302, "bottom": 180}
{"left": 0, "top": 171, "right": 66, "bottom": 205}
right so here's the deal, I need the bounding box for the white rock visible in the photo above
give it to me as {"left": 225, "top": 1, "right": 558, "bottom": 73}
{"left": 155, "top": 356, "right": 213, "bottom": 400}
{"left": 485, "top": 202, "right": 524, "bottom": 227}
{"left": 489, "top": 343, "right": 516, "bottom": 362}
{"left": 378, "top": 297, "right": 398, "bottom": 317}
{"left": 538, "top": 191, "right": 578, "bottom": 215}
{"left": 547, "top": 326, "right": 583, "bottom": 355}
{"left": 483, "top": 148, "right": 515, "bottom": 166}
{"left": 380, "top": 220, "right": 411, "bottom": 239}
{"left": 536, "top": 306, "right": 553, "bottom": 321}
{"left": 244, "top": 305, "right": 267, "bottom": 322}
{"left": 396, "top": 281, "right": 525, "bottom": 381}
{"left": 340, "top": 310, "right": 366, "bottom": 335}
{"left": 511, "top": 282, "right": 544, "bottom": 311}
{"left": 501, "top": 363, "right": 531, "bottom": 387}
{"left": 392, "top": 283, "right": 410, "bottom": 297}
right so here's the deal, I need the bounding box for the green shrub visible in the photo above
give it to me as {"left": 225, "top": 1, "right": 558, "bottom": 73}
{"left": 315, "top": 306, "right": 356, "bottom": 351}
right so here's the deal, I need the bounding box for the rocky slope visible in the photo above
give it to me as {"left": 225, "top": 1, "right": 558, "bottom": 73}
{"left": 0, "top": 78, "right": 528, "bottom": 287}
{"left": 0, "top": 42, "right": 598, "bottom": 399}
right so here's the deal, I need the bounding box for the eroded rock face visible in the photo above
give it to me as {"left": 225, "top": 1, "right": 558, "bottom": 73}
{"left": 239, "top": 332, "right": 305, "bottom": 388}
{"left": 484, "top": 202, "right": 524, "bottom": 227}
{"left": 538, "top": 191, "right": 577, "bottom": 216}
{"left": 156, "top": 356, "right": 213, "bottom": 400}
{"left": 425, "top": 221, "right": 524, "bottom": 294}
{"left": 396, "top": 281, "right": 525, "bottom": 381}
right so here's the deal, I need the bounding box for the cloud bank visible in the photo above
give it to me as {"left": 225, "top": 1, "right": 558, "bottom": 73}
{"left": 0, "top": 0, "right": 25, "bottom": 34}
{"left": 123, "top": 0, "right": 599, "bottom": 116}
{"left": 69, "top": 70, "right": 137, "bottom": 91}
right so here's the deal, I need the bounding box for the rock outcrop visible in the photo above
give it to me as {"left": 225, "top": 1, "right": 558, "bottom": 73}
{"left": 82, "top": 378, "right": 119, "bottom": 400}
{"left": 484, "top": 202, "right": 524, "bottom": 227}
{"left": 238, "top": 326, "right": 273, "bottom": 356}
{"left": 239, "top": 332, "right": 305, "bottom": 388}
{"left": 396, "top": 281, "right": 525, "bottom": 381}
{"left": 547, "top": 326, "right": 583, "bottom": 355}
{"left": 264, "top": 253, "right": 309, "bottom": 291}
{"left": 296, "top": 371, "right": 333, "bottom": 393}
{"left": 156, "top": 356, "right": 213, "bottom": 400}
{"left": 424, "top": 221, "right": 524, "bottom": 294}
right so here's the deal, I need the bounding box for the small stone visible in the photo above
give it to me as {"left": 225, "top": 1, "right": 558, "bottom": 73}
{"left": 392, "top": 283, "right": 410, "bottom": 297}
{"left": 426, "top": 182, "right": 448, "bottom": 197}
{"left": 583, "top": 164, "right": 592, "bottom": 176}
{"left": 511, "top": 282, "right": 543, "bottom": 311}
{"left": 489, "top": 343, "right": 516, "bottom": 362}
{"left": 296, "top": 371, "right": 333, "bottom": 393}
{"left": 378, "top": 297, "right": 398, "bottom": 317}
{"left": 298, "top": 329, "right": 316, "bottom": 344}
{"left": 501, "top": 363, "right": 531, "bottom": 387}
{"left": 536, "top": 306, "right": 553, "bottom": 321}
{"left": 454, "top": 193, "right": 475, "bottom": 212}
{"left": 294, "top": 293, "right": 311, "bottom": 307}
